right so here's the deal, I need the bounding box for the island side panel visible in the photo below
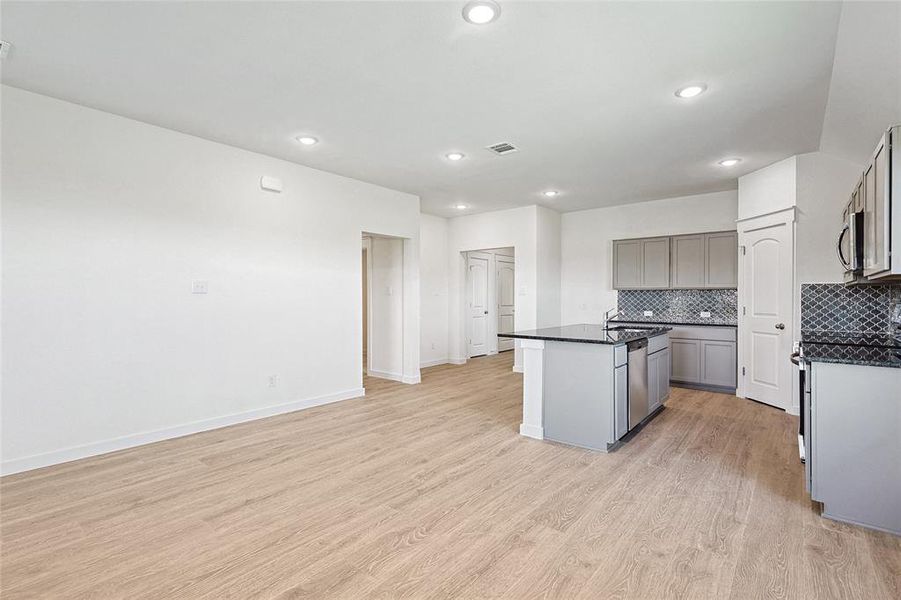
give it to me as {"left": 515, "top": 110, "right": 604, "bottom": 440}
{"left": 519, "top": 339, "right": 545, "bottom": 439}
{"left": 542, "top": 341, "right": 616, "bottom": 451}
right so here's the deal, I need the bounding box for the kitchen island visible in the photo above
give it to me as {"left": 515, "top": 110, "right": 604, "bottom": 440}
{"left": 499, "top": 324, "right": 671, "bottom": 451}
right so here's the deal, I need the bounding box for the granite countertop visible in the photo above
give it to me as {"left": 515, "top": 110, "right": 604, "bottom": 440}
{"left": 800, "top": 330, "right": 901, "bottom": 369}
{"left": 498, "top": 323, "right": 671, "bottom": 346}
{"left": 609, "top": 318, "right": 737, "bottom": 328}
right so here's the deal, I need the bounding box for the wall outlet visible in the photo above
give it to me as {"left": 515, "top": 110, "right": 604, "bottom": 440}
{"left": 643, "top": 310, "right": 654, "bottom": 317}
{"left": 700, "top": 311, "right": 712, "bottom": 318}
{"left": 267, "top": 374, "right": 279, "bottom": 388}
{"left": 191, "top": 280, "right": 208, "bottom": 294}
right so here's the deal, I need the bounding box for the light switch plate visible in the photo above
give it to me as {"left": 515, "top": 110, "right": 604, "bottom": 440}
{"left": 192, "top": 280, "right": 208, "bottom": 294}
{"left": 643, "top": 310, "right": 653, "bottom": 316}
{"left": 700, "top": 311, "right": 711, "bottom": 318}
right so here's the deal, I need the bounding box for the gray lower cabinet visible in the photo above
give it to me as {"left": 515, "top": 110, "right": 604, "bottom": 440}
{"left": 670, "top": 338, "right": 701, "bottom": 383}
{"left": 700, "top": 340, "right": 737, "bottom": 387}
{"left": 649, "top": 325, "right": 737, "bottom": 392}
{"left": 647, "top": 346, "right": 671, "bottom": 413}
{"left": 809, "top": 362, "right": 900, "bottom": 535}
{"left": 614, "top": 364, "right": 628, "bottom": 440}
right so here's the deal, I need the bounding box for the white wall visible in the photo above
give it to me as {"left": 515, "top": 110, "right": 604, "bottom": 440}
{"left": 736, "top": 156, "right": 798, "bottom": 221}
{"left": 0, "top": 86, "right": 421, "bottom": 473}
{"left": 536, "top": 206, "right": 561, "bottom": 329}
{"left": 418, "top": 214, "right": 449, "bottom": 367}
{"left": 447, "top": 206, "right": 542, "bottom": 369}
{"left": 561, "top": 191, "right": 739, "bottom": 325}
{"left": 369, "top": 236, "right": 405, "bottom": 379}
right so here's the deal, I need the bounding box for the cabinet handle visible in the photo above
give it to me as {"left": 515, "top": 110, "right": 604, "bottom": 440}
{"left": 775, "top": 323, "right": 785, "bottom": 330}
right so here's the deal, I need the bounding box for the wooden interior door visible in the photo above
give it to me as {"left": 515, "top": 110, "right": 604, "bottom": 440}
{"left": 496, "top": 256, "right": 515, "bottom": 351}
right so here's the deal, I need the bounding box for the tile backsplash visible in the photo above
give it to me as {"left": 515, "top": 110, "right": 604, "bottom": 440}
{"left": 617, "top": 289, "right": 737, "bottom": 325}
{"left": 800, "top": 283, "right": 901, "bottom": 333}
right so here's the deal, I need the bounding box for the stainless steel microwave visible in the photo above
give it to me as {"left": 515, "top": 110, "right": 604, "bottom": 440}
{"left": 838, "top": 208, "right": 864, "bottom": 283}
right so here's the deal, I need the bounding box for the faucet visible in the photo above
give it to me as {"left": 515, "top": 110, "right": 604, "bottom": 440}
{"left": 603, "top": 307, "right": 623, "bottom": 329}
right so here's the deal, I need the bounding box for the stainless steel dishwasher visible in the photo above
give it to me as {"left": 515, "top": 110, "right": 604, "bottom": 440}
{"left": 627, "top": 339, "right": 649, "bottom": 429}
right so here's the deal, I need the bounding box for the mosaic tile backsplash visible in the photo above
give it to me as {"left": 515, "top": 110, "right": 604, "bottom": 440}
{"left": 800, "top": 283, "right": 901, "bottom": 333}
{"left": 617, "top": 289, "right": 737, "bottom": 325}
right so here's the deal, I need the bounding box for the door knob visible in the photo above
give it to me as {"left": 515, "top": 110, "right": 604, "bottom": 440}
{"left": 775, "top": 323, "right": 785, "bottom": 330}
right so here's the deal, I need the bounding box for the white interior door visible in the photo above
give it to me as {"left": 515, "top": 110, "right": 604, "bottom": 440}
{"left": 496, "top": 256, "right": 515, "bottom": 352}
{"left": 741, "top": 221, "right": 792, "bottom": 409}
{"left": 467, "top": 253, "right": 490, "bottom": 358}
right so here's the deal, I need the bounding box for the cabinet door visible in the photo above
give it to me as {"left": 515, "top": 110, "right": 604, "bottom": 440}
{"left": 863, "top": 135, "right": 889, "bottom": 276}
{"left": 614, "top": 364, "right": 629, "bottom": 439}
{"left": 670, "top": 339, "right": 701, "bottom": 383}
{"left": 705, "top": 231, "right": 738, "bottom": 288}
{"left": 641, "top": 237, "right": 670, "bottom": 288}
{"left": 659, "top": 348, "right": 671, "bottom": 403}
{"left": 671, "top": 235, "right": 705, "bottom": 288}
{"left": 700, "top": 341, "right": 737, "bottom": 388}
{"left": 613, "top": 240, "right": 642, "bottom": 289}
{"left": 647, "top": 351, "right": 661, "bottom": 413}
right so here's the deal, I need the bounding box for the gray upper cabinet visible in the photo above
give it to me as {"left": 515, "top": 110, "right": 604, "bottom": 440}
{"left": 612, "top": 237, "right": 670, "bottom": 289}
{"left": 612, "top": 240, "right": 642, "bottom": 288}
{"left": 705, "top": 231, "right": 738, "bottom": 288}
{"left": 671, "top": 235, "right": 705, "bottom": 288}
{"left": 613, "top": 230, "right": 737, "bottom": 289}
{"left": 641, "top": 238, "right": 670, "bottom": 288}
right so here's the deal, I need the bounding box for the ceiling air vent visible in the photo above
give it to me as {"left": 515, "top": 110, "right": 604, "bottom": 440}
{"left": 0, "top": 40, "right": 11, "bottom": 59}
{"left": 486, "top": 141, "right": 518, "bottom": 156}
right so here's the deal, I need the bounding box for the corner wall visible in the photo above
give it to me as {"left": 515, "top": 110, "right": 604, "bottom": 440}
{"left": 1, "top": 86, "right": 421, "bottom": 474}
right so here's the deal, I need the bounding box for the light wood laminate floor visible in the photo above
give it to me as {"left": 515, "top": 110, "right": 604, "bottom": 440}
{"left": 2, "top": 353, "right": 898, "bottom": 599}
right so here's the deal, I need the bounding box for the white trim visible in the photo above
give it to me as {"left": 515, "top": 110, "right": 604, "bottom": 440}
{"left": 367, "top": 369, "right": 405, "bottom": 382}
{"left": 448, "top": 358, "right": 467, "bottom": 365}
{"left": 512, "top": 365, "right": 524, "bottom": 373}
{"left": 0, "top": 387, "right": 365, "bottom": 476}
{"left": 519, "top": 423, "right": 544, "bottom": 439}
{"left": 735, "top": 205, "right": 797, "bottom": 225}
{"left": 420, "top": 358, "right": 449, "bottom": 368}
{"left": 402, "top": 374, "right": 421, "bottom": 385}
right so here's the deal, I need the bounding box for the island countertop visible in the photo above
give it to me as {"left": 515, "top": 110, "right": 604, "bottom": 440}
{"left": 498, "top": 323, "right": 671, "bottom": 346}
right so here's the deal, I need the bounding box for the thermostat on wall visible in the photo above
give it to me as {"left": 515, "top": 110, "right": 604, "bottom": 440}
{"left": 260, "top": 176, "right": 283, "bottom": 193}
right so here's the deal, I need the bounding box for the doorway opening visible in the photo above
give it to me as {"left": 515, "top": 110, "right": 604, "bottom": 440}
{"left": 362, "top": 233, "right": 408, "bottom": 383}
{"left": 464, "top": 247, "right": 515, "bottom": 358}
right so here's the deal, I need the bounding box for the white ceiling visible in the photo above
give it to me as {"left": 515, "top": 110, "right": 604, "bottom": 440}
{"left": 0, "top": 1, "right": 855, "bottom": 216}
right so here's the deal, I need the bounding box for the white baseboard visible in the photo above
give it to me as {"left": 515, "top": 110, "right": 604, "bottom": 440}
{"left": 367, "top": 369, "right": 404, "bottom": 382}
{"left": 420, "top": 358, "right": 449, "bottom": 368}
{"left": 402, "top": 374, "right": 421, "bottom": 385}
{"left": 512, "top": 365, "right": 524, "bottom": 373}
{"left": 519, "top": 423, "right": 544, "bottom": 439}
{"left": 0, "top": 387, "right": 365, "bottom": 477}
{"left": 448, "top": 358, "right": 466, "bottom": 365}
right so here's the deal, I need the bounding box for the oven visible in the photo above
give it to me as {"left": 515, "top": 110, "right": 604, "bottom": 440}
{"left": 790, "top": 349, "right": 813, "bottom": 493}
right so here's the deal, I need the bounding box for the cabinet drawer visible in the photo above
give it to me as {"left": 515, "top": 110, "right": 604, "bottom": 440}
{"left": 647, "top": 333, "right": 669, "bottom": 354}
{"left": 668, "top": 325, "right": 736, "bottom": 342}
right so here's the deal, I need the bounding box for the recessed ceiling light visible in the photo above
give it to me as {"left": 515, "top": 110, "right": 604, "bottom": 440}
{"left": 454, "top": 204, "right": 469, "bottom": 210}
{"left": 463, "top": 1, "right": 501, "bottom": 25}
{"left": 296, "top": 136, "right": 318, "bottom": 146}
{"left": 675, "top": 84, "right": 707, "bottom": 99}
{"left": 718, "top": 158, "right": 741, "bottom": 167}
{"left": 446, "top": 152, "right": 465, "bottom": 161}
{"left": 543, "top": 190, "right": 560, "bottom": 198}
